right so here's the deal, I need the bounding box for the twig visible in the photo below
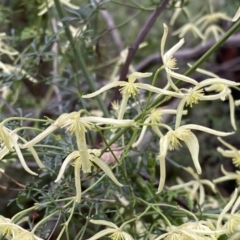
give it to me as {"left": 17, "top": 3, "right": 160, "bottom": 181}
{"left": 110, "top": 0, "right": 170, "bottom": 105}
{"left": 0, "top": 170, "right": 25, "bottom": 188}
{"left": 46, "top": 211, "right": 62, "bottom": 240}
{"left": 0, "top": 185, "right": 23, "bottom": 191}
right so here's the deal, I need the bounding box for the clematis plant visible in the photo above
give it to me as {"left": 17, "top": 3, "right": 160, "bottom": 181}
{"left": 216, "top": 189, "right": 240, "bottom": 235}
{"left": 217, "top": 137, "right": 240, "bottom": 167}
{"left": 87, "top": 219, "right": 134, "bottom": 240}
{"left": 213, "top": 165, "right": 240, "bottom": 186}
{"left": 174, "top": 77, "right": 240, "bottom": 129}
{"left": 23, "top": 111, "right": 135, "bottom": 173}
{"left": 161, "top": 24, "right": 199, "bottom": 92}
{"left": 132, "top": 107, "right": 187, "bottom": 148}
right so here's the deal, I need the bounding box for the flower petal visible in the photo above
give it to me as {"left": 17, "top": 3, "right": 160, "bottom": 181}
{"left": 54, "top": 151, "right": 79, "bottom": 182}
{"left": 167, "top": 69, "right": 198, "bottom": 85}
{"left": 161, "top": 23, "right": 168, "bottom": 58}
{"left": 217, "top": 188, "right": 238, "bottom": 229}
{"left": 181, "top": 124, "right": 234, "bottom": 136}
{"left": 157, "top": 135, "right": 170, "bottom": 193}
{"left": 82, "top": 117, "right": 135, "bottom": 127}
{"left": 87, "top": 228, "right": 116, "bottom": 240}
{"left": 90, "top": 219, "right": 118, "bottom": 229}
{"left": 182, "top": 132, "right": 201, "bottom": 174}
{"left": 132, "top": 118, "right": 151, "bottom": 148}
{"left": 128, "top": 72, "right": 152, "bottom": 82}
{"left": 82, "top": 81, "right": 125, "bottom": 98}
{"left": 22, "top": 125, "right": 58, "bottom": 149}
{"left": 164, "top": 38, "right": 185, "bottom": 63}
{"left": 11, "top": 139, "right": 38, "bottom": 176}
{"left": 91, "top": 156, "right": 123, "bottom": 187}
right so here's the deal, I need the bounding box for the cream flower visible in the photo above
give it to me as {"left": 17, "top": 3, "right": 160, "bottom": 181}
{"left": 217, "top": 137, "right": 240, "bottom": 167}
{"left": 216, "top": 189, "right": 240, "bottom": 235}
{"left": 23, "top": 111, "right": 135, "bottom": 173}
{"left": 154, "top": 224, "right": 203, "bottom": 240}
{"left": 170, "top": 0, "right": 192, "bottom": 26}
{"left": 0, "top": 125, "right": 45, "bottom": 176}
{"left": 196, "top": 12, "right": 232, "bottom": 30}
{"left": 174, "top": 77, "right": 240, "bottom": 129}
{"left": 38, "top": 0, "right": 79, "bottom": 16}
{"left": 132, "top": 108, "right": 187, "bottom": 148}
{"left": 0, "top": 216, "right": 20, "bottom": 239}
{"left": 183, "top": 221, "right": 221, "bottom": 239}
{"left": 203, "top": 24, "right": 225, "bottom": 42}
{"left": 232, "top": 7, "right": 240, "bottom": 21}
{"left": 157, "top": 124, "right": 233, "bottom": 193}
{"left": 168, "top": 166, "right": 216, "bottom": 205}
{"left": 213, "top": 165, "right": 240, "bottom": 186}
{"left": 82, "top": 72, "right": 182, "bottom": 119}
{"left": 172, "top": 23, "right": 205, "bottom": 40}
{"left": 87, "top": 219, "right": 133, "bottom": 240}
{"left": 0, "top": 220, "right": 43, "bottom": 240}
{"left": 161, "top": 24, "right": 198, "bottom": 92}
{"left": 12, "top": 229, "right": 43, "bottom": 240}
{"left": 54, "top": 149, "right": 123, "bottom": 203}
{"left": 187, "top": 65, "right": 238, "bottom": 130}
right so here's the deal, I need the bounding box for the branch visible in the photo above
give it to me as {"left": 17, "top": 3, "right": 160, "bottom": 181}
{"left": 109, "top": 0, "right": 170, "bottom": 105}
{"left": 136, "top": 33, "right": 240, "bottom": 71}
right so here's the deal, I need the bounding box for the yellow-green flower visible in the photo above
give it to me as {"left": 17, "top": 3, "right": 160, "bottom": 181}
{"left": 12, "top": 229, "right": 43, "bottom": 240}
{"left": 0, "top": 216, "right": 20, "bottom": 239}
{"left": 217, "top": 137, "right": 240, "bottom": 167}
{"left": 154, "top": 224, "right": 202, "bottom": 240}
{"left": 0, "top": 125, "right": 45, "bottom": 176}
{"left": 157, "top": 124, "right": 233, "bottom": 193}
{"left": 82, "top": 72, "right": 181, "bottom": 119}
{"left": 23, "top": 111, "right": 135, "bottom": 173}
{"left": 54, "top": 149, "right": 123, "bottom": 203}
{"left": 132, "top": 108, "right": 187, "bottom": 148}
{"left": 216, "top": 189, "right": 240, "bottom": 235}
{"left": 0, "top": 218, "right": 43, "bottom": 240}
{"left": 161, "top": 24, "right": 199, "bottom": 92}
{"left": 213, "top": 165, "right": 240, "bottom": 186}
{"left": 38, "top": 0, "right": 79, "bottom": 16}
{"left": 202, "top": 24, "right": 225, "bottom": 42}
{"left": 87, "top": 219, "right": 133, "bottom": 240}
{"left": 196, "top": 12, "right": 232, "bottom": 30}
{"left": 174, "top": 77, "right": 240, "bottom": 129}
{"left": 170, "top": 0, "right": 192, "bottom": 26}
{"left": 172, "top": 23, "right": 205, "bottom": 40}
